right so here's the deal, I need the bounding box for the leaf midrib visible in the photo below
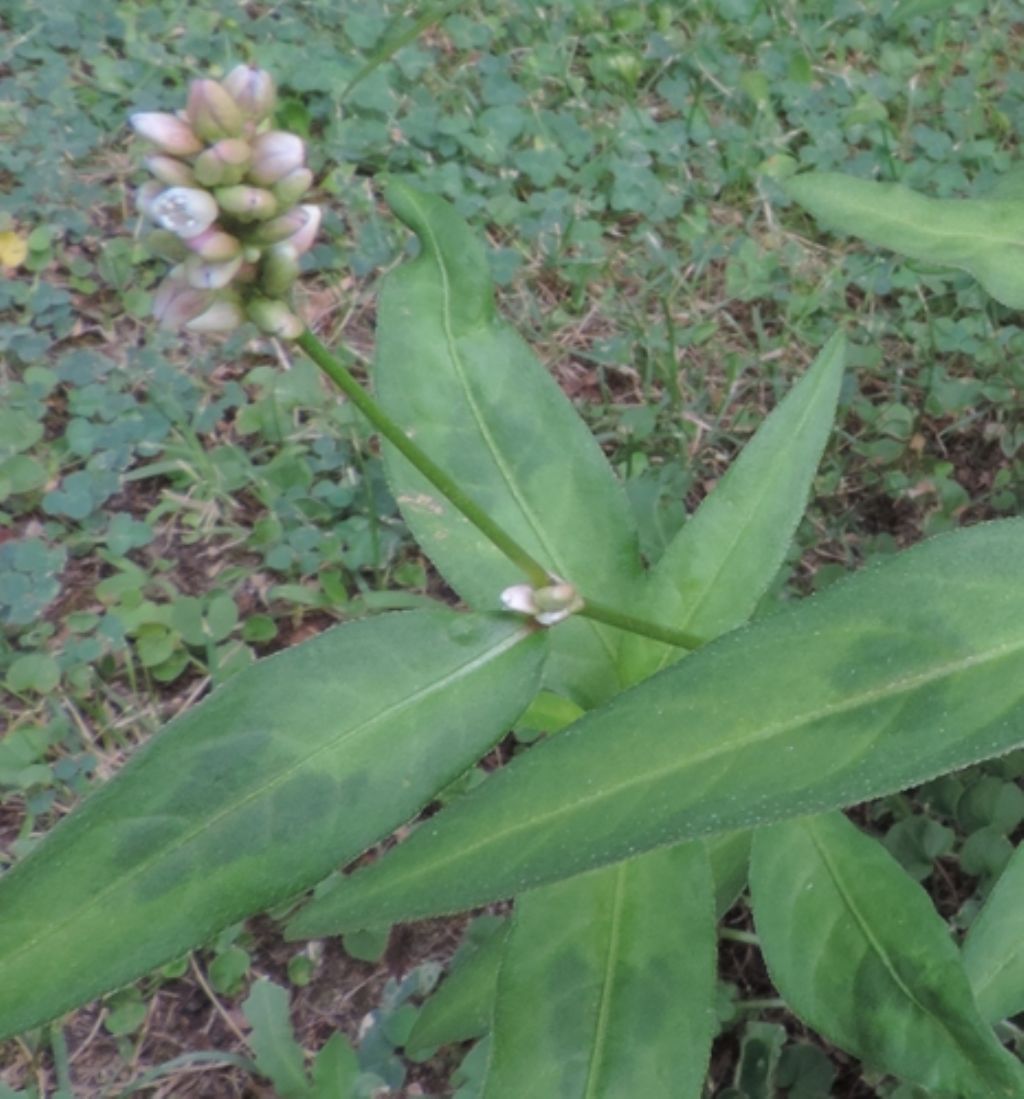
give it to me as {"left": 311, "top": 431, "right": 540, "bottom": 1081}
{"left": 806, "top": 817, "right": 1014, "bottom": 1093}
{"left": 581, "top": 862, "right": 627, "bottom": 1099}
{"left": 406, "top": 188, "right": 619, "bottom": 669}
{"left": 354, "top": 632, "right": 1024, "bottom": 909}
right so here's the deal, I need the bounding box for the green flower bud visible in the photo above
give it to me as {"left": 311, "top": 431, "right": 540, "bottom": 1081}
{"left": 271, "top": 167, "right": 314, "bottom": 206}
{"left": 130, "top": 111, "right": 203, "bottom": 157}
{"left": 260, "top": 243, "right": 300, "bottom": 296}
{"left": 186, "top": 79, "right": 244, "bottom": 142}
{"left": 145, "top": 155, "right": 197, "bottom": 187}
{"left": 193, "top": 138, "right": 252, "bottom": 187}
{"left": 247, "top": 297, "right": 304, "bottom": 339}
{"left": 253, "top": 208, "right": 309, "bottom": 245}
{"left": 215, "top": 184, "right": 278, "bottom": 221}
{"left": 249, "top": 131, "right": 305, "bottom": 186}
{"left": 223, "top": 65, "right": 276, "bottom": 122}
{"left": 149, "top": 186, "right": 220, "bottom": 239}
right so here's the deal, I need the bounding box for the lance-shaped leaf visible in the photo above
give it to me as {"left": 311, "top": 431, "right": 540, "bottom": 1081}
{"left": 483, "top": 844, "right": 715, "bottom": 1099}
{"left": 406, "top": 918, "right": 509, "bottom": 1058}
{"left": 749, "top": 813, "right": 1024, "bottom": 1098}
{"left": 621, "top": 332, "right": 844, "bottom": 685}
{"left": 0, "top": 610, "right": 544, "bottom": 1040}
{"left": 373, "top": 179, "right": 643, "bottom": 706}
{"left": 963, "top": 842, "right": 1024, "bottom": 1024}
{"left": 785, "top": 172, "right": 1024, "bottom": 309}
{"left": 286, "top": 520, "right": 1024, "bottom": 934}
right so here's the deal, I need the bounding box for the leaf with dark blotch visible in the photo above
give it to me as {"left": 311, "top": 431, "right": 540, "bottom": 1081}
{"left": 750, "top": 813, "right": 1024, "bottom": 1098}
{"left": 287, "top": 520, "right": 1024, "bottom": 935}
{"left": 0, "top": 610, "right": 544, "bottom": 1040}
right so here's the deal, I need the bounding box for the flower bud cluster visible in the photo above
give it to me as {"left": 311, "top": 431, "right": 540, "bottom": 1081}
{"left": 131, "top": 66, "right": 319, "bottom": 339}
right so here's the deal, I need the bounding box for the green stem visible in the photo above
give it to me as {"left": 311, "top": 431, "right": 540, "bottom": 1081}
{"left": 580, "top": 600, "right": 700, "bottom": 651}
{"left": 296, "top": 328, "right": 702, "bottom": 652}
{"left": 298, "top": 329, "right": 550, "bottom": 588}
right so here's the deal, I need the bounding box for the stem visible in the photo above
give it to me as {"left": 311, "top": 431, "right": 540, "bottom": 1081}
{"left": 296, "top": 329, "right": 703, "bottom": 652}
{"left": 297, "top": 329, "right": 550, "bottom": 588}
{"left": 580, "top": 600, "right": 701, "bottom": 651}
{"left": 719, "top": 928, "right": 760, "bottom": 946}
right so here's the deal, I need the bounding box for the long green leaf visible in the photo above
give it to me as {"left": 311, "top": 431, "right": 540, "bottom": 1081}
{"left": 962, "top": 842, "right": 1024, "bottom": 1024}
{"left": 621, "top": 332, "right": 844, "bottom": 684}
{"left": 374, "top": 179, "right": 643, "bottom": 706}
{"left": 406, "top": 918, "right": 509, "bottom": 1058}
{"left": 483, "top": 845, "right": 715, "bottom": 1098}
{"left": 0, "top": 610, "right": 544, "bottom": 1039}
{"left": 286, "top": 520, "right": 1024, "bottom": 934}
{"left": 785, "top": 172, "right": 1024, "bottom": 308}
{"left": 749, "top": 813, "right": 1024, "bottom": 1098}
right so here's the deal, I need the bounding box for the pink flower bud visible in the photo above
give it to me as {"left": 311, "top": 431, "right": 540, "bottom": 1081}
{"left": 260, "top": 243, "right": 300, "bottom": 296}
{"left": 145, "top": 155, "right": 196, "bottom": 187}
{"left": 247, "top": 298, "right": 304, "bottom": 339}
{"left": 149, "top": 186, "right": 220, "bottom": 239}
{"left": 185, "top": 228, "right": 242, "bottom": 261}
{"left": 184, "top": 253, "right": 244, "bottom": 290}
{"left": 152, "top": 276, "right": 211, "bottom": 330}
{"left": 186, "top": 297, "right": 246, "bottom": 333}
{"left": 223, "top": 65, "right": 276, "bottom": 121}
{"left": 214, "top": 184, "right": 278, "bottom": 221}
{"left": 186, "top": 79, "right": 244, "bottom": 142}
{"left": 271, "top": 167, "right": 314, "bottom": 206}
{"left": 248, "top": 131, "right": 305, "bottom": 186}
{"left": 130, "top": 112, "right": 203, "bottom": 156}
{"left": 286, "top": 205, "right": 321, "bottom": 255}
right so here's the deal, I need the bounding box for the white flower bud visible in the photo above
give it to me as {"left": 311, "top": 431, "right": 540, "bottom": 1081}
{"left": 130, "top": 111, "right": 203, "bottom": 156}
{"left": 223, "top": 65, "right": 276, "bottom": 121}
{"left": 249, "top": 131, "right": 306, "bottom": 186}
{"left": 186, "top": 298, "right": 246, "bottom": 333}
{"left": 286, "top": 205, "right": 321, "bottom": 255}
{"left": 184, "top": 253, "right": 244, "bottom": 290}
{"left": 152, "top": 276, "right": 211, "bottom": 329}
{"left": 150, "top": 187, "right": 220, "bottom": 239}
{"left": 500, "top": 585, "right": 538, "bottom": 616}
{"left": 500, "top": 580, "right": 583, "bottom": 626}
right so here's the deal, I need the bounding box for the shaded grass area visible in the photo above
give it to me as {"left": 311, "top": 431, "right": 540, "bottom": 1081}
{"left": 1, "top": 0, "right": 1022, "bottom": 1094}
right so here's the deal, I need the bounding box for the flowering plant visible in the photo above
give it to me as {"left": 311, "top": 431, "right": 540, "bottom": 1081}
{"left": 0, "top": 66, "right": 1022, "bottom": 1099}
{"left": 132, "top": 65, "right": 319, "bottom": 338}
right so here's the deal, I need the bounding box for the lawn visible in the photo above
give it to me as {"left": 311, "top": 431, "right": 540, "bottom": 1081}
{"left": 1, "top": 0, "right": 1022, "bottom": 1095}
